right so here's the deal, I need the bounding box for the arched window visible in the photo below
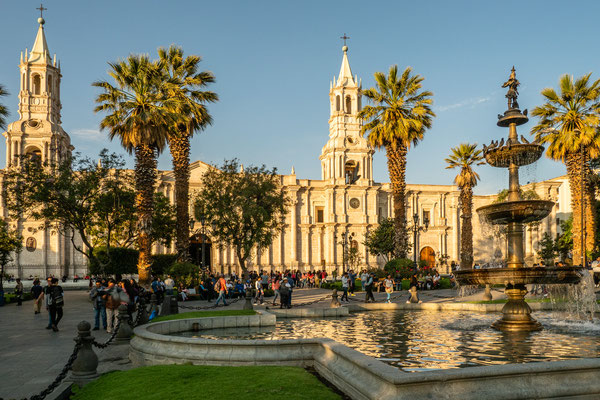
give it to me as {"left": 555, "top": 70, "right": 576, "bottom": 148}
{"left": 24, "top": 147, "right": 42, "bottom": 166}
{"left": 345, "top": 96, "right": 352, "bottom": 114}
{"left": 32, "top": 74, "right": 41, "bottom": 95}
{"left": 22, "top": 73, "right": 25, "bottom": 90}
{"left": 47, "top": 75, "right": 52, "bottom": 94}
{"left": 336, "top": 95, "right": 341, "bottom": 111}
{"left": 344, "top": 160, "right": 359, "bottom": 184}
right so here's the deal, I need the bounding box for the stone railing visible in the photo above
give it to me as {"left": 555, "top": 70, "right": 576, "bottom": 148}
{"left": 130, "top": 312, "right": 600, "bottom": 399}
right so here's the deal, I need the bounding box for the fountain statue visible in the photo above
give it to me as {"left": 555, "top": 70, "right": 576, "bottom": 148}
{"left": 455, "top": 68, "right": 583, "bottom": 332}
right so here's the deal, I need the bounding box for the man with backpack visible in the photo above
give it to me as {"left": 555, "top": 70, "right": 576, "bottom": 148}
{"left": 103, "top": 279, "right": 122, "bottom": 334}
{"left": 47, "top": 278, "right": 64, "bottom": 332}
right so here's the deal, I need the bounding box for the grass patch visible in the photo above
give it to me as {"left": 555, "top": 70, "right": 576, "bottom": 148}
{"left": 71, "top": 365, "right": 340, "bottom": 400}
{"left": 151, "top": 309, "right": 256, "bottom": 323}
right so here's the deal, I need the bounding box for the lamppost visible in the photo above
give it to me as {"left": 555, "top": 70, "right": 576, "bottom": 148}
{"left": 189, "top": 215, "right": 217, "bottom": 272}
{"left": 411, "top": 212, "right": 429, "bottom": 270}
{"left": 334, "top": 232, "right": 354, "bottom": 275}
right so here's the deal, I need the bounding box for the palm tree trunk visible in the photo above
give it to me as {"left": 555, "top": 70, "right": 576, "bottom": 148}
{"left": 460, "top": 187, "right": 474, "bottom": 270}
{"left": 386, "top": 143, "right": 409, "bottom": 259}
{"left": 582, "top": 151, "right": 596, "bottom": 256}
{"left": 170, "top": 132, "right": 191, "bottom": 263}
{"left": 565, "top": 152, "right": 582, "bottom": 265}
{"left": 135, "top": 144, "right": 158, "bottom": 285}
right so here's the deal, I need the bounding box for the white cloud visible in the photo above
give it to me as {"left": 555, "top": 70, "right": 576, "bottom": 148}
{"left": 437, "top": 96, "right": 491, "bottom": 112}
{"left": 70, "top": 128, "right": 105, "bottom": 141}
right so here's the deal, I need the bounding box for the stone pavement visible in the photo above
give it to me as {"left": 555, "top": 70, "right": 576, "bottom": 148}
{"left": 0, "top": 285, "right": 512, "bottom": 399}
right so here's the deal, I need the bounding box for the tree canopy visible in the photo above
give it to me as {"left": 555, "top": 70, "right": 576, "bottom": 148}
{"left": 194, "top": 159, "right": 289, "bottom": 274}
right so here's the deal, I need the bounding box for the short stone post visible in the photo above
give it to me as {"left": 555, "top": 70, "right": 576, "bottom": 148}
{"left": 408, "top": 286, "right": 420, "bottom": 303}
{"left": 483, "top": 284, "right": 493, "bottom": 301}
{"left": 70, "top": 321, "right": 98, "bottom": 384}
{"left": 169, "top": 295, "right": 179, "bottom": 314}
{"left": 159, "top": 295, "right": 174, "bottom": 317}
{"left": 243, "top": 290, "right": 253, "bottom": 310}
{"left": 136, "top": 296, "right": 149, "bottom": 325}
{"left": 330, "top": 289, "right": 341, "bottom": 308}
{"left": 115, "top": 304, "right": 133, "bottom": 343}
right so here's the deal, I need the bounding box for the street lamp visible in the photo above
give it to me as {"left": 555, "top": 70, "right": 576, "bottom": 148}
{"left": 334, "top": 232, "right": 355, "bottom": 274}
{"left": 189, "top": 215, "right": 217, "bottom": 272}
{"left": 411, "top": 212, "right": 429, "bottom": 270}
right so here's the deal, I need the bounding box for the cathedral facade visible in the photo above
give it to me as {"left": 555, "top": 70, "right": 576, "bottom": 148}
{"left": 1, "top": 19, "right": 572, "bottom": 279}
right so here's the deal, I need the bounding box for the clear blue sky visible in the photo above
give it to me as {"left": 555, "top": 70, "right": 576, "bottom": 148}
{"left": 1, "top": 0, "right": 599, "bottom": 194}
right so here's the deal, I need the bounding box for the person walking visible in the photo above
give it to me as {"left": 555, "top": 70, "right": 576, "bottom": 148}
{"left": 341, "top": 272, "right": 349, "bottom": 302}
{"left": 384, "top": 275, "right": 394, "bottom": 303}
{"left": 14, "top": 278, "right": 24, "bottom": 306}
{"left": 104, "top": 279, "right": 122, "bottom": 334}
{"left": 286, "top": 273, "right": 295, "bottom": 308}
{"left": 31, "top": 279, "right": 43, "bottom": 314}
{"left": 272, "top": 277, "right": 281, "bottom": 305}
{"left": 253, "top": 278, "right": 264, "bottom": 305}
{"left": 364, "top": 273, "right": 375, "bottom": 303}
{"left": 214, "top": 275, "right": 229, "bottom": 306}
{"left": 348, "top": 270, "right": 356, "bottom": 296}
{"left": 89, "top": 280, "right": 107, "bottom": 331}
{"left": 360, "top": 270, "right": 369, "bottom": 292}
{"left": 47, "top": 278, "right": 64, "bottom": 332}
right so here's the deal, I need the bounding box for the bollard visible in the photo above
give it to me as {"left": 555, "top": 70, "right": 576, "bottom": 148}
{"left": 159, "top": 295, "right": 173, "bottom": 317}
{"left": 137, "top": 296, "right": 149, "bottom": 325}
{"left": 70, "top": 321, "right": 99, "bottom": 383}
{"left": 408, "top": 286, "right": 420, "bottom": 303}
{"left": 330, "top": 289, "right": 341, "bottom": 308}
{"left": 243, "top": 290, "right": 253, "bottom": 310}
{"left": 115, "top": 304, "right": 133, "bottom": 343}
{"left": 169, "top": 295, "right": 179, "bottom": 314}
{"left": 483, "top": 284, "right": 493, "bottom": 301}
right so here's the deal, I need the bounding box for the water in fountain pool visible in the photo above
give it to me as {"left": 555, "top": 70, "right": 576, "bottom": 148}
{"left": 170, "top": 310, "right": 600, "bottom": 372}
{"left": 547, "top": 270, "right": 599, "bottom": 322}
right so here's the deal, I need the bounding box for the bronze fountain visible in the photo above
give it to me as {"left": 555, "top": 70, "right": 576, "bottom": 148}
{"left": 455, "top": 68, "right": 583, "bottom": 332}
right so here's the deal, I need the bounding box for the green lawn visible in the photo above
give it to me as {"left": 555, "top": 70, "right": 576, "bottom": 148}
{"left": 151, "top": 309, "right": 256, "bottom": 323}
{"left": 71, "top": 365, "right": 341, "bottom": 400}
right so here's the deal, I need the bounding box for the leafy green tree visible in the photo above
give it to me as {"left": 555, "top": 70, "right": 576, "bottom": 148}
{"left": 537, "top": 232, "right": 556, "bottom": 263}
{"left": 364, "top": 218, "right": 396, "bottom": 262}
{"left": 493, "top": 187, "right": 540, "bottom": 203}
{"left": 93, "top": 55, "right": 178, "bottom": 284}
{"left": 194, "top": 159, "right": 289, "bottom": 275}
{"left": 2, "top": 150, "right": 132, "bottom": 269}
{"left": 359, "top": 66, "right": 435, "bottom": 258}
{"left": 445, "top": 143, "right": 484, "bottom": 270}
{"left": 158, "top": 45, "right": 218, "bottom": 262}
{"left": 555, "top": 216, "right": 573, "bottom": 262}
{"left": 344, "top": 245, "right": 360, "bottom": 272}
{"left": 532, "top": 73, "right": 600, "bottom": 263}
{"left": 0, "top": 84, "right": 9, "bottom": 130}
{"left": 0, "top": 219, "right": 22, "bottom": 293}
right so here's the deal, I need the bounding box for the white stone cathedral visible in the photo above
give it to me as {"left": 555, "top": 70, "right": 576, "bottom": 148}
{"left": 1, "top": 18, "right": 573, "bottom": 279}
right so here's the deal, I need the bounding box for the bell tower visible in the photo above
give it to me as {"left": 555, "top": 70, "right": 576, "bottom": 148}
{"left": 3, "top": 14, "right": 72, "bottom": 168}
{"left": 320, "top": 43, "right": 373, "bottom": 185}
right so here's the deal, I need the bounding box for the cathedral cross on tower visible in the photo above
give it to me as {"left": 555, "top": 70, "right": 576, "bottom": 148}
{"left": 340, "top": 33, "right": 350, "bottom": 46}
{"left": 37, "top": 3, "right": 47, "bottom": 18}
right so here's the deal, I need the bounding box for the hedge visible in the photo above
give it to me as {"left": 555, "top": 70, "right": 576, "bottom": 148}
{"left": 88, "top": 247, "right": 139, "bottom": 276}
{"left": 3, "top": 292, "right": 34, "bottom": 304}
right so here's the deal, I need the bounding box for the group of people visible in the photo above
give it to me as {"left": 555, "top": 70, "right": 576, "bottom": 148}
{"left": 22, "top": 277, "right": 65, "bottom": 332}
{"left": 88, "top": 277, "right": 144, "bottom": 332}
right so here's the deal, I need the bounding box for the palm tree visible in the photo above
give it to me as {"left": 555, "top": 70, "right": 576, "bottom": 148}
{"left": 0, "top": 84, "right": 9, "bottom": 130}
{"left": 531, "top": 73, "right": 600, "bottom": 264}
{"left": 359, "top": 66, "right": 435, "bottom": 258}
{"left": 445, "top": 143, "right": 484, "bottom": 270}
{"left": 93, "top": 55, "right": 177, "bottom": 284}
{"left": 158, "top": 45, "right": 218, "bottom": 263}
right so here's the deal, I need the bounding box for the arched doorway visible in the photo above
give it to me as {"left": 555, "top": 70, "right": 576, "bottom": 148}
{"left": 420, "top": 246, "right": 436, "bottom": 269}
{"left": 189, "top": 234, "right": 212, "bottom": 270}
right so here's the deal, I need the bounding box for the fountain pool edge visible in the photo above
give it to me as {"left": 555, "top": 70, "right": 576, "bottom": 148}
{"left": 129, "top": 311, "right": 600, "bottom": 400}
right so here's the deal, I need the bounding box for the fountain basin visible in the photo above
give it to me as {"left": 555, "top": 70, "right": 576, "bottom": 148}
{"left": 485, "top": 143, "right": 544, "bottom": 168}
{"left": 477, "top": 200, "right": 554, "bottom": 225}
{"left": 455, "top": 267, "right": 584, "bottom": 286}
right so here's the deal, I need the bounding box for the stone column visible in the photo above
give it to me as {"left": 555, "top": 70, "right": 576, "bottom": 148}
{"left": 290, "top": 199, "right": 298, "bottom": 267}
{"left": 302, "top": 228, "right": 310, "bottom": 269}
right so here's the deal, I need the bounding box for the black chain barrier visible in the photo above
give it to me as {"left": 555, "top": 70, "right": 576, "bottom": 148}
{"left": 23, "top": 339, "right": 82, "bottom": 400}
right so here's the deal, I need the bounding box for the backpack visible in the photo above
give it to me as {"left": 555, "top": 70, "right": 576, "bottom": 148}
{"left": 49, "top": 286, "right": 64, "bottom": 307}
{"left": 214, "top": 281, "right": 221, "bottom": 292}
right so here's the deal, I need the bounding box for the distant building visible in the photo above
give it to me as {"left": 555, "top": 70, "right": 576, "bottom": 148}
{"left": 1, "top": 18, "right": 571, "bottom": 279}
